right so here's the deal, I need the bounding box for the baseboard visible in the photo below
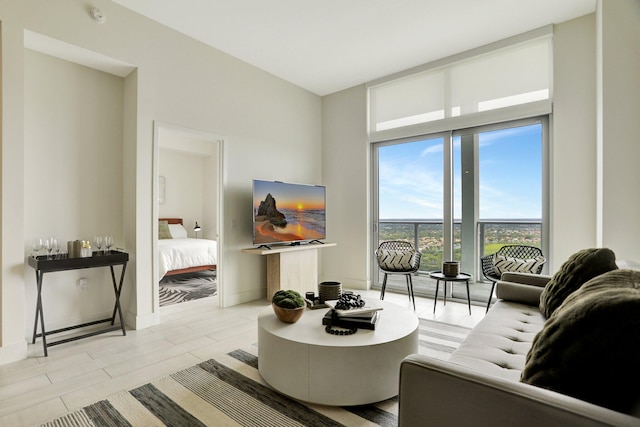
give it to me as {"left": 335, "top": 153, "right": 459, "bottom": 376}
{"left": 222, "top": 288, "right": 264, "bottom": 307}
{"left": 126, "top": 310, "right": 160, "bottom": 330}
{"left": 0, "top": 340, "right": 28, "bottom": 366}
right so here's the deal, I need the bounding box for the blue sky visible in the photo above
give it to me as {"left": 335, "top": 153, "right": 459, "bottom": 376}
{"left": 378, "top": 123, "right": 542, "bottom": 220}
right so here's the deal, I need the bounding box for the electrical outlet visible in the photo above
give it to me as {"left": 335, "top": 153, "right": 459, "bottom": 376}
{"left": 77, "top": 278, "right": 88, "bottom": 291}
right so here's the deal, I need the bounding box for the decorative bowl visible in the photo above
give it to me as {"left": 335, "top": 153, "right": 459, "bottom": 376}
{"left": 272, "top": 303, "right": 305, "bottom": 323}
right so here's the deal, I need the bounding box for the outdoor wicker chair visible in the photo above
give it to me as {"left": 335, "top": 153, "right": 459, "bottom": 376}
{"left": 376, "top": 240, "right": 421, "bottom": 310}
{"left": 481, "top": 244, "right": 545, "bottom": 312}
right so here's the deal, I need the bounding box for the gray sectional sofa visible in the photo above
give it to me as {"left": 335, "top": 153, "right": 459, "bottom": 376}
{"left": 398, "top": 265, "right": 640, "bottom": 427}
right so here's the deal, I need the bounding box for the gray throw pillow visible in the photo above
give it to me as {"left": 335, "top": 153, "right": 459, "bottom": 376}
{"left": 521, "top": 269, "right": 640, "bottom": 414}
{"left": 539, "top": 248, "right": 617, "bottom": 318}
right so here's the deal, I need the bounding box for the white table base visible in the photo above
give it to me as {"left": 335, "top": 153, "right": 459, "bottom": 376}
{"left": 258, "top": 300, "right": 419, "bottom": 406}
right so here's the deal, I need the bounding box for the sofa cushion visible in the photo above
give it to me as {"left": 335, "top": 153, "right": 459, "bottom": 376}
{"left": 521, "top": 269, "right": 640, "bottom": 414}
{"left": 539, "top": 248, "right": 617, "bottom": 318}
{"left": 448, "top": 300, "right": 545, "bottom": 381}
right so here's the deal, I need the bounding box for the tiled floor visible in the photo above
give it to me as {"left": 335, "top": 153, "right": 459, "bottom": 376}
{"left": 0, "top": 290, "right": 485, "bottom": 426}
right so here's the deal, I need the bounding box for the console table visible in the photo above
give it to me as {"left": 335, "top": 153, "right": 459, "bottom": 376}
{"left": 27, "top": 251, "right": 129, "bottom": 356}
{"left": 242, "top": 242, "right": 336, "bottom": 301}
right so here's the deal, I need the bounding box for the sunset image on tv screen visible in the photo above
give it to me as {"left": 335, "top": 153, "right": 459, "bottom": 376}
{"left": 253, "top": 180, "right": 326, "bottom": 245}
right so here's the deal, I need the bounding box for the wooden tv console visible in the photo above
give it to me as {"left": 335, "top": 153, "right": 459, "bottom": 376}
{"left": 242, "top": 242, "right": 336, "bottom": 301}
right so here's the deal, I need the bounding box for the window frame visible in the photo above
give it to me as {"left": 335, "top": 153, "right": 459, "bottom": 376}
{"left": 370, "top": 116, "right": 549, "bottom": 300}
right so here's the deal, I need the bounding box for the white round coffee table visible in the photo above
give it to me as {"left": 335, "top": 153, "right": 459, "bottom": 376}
{"left": 257, "top": 299, "right": 419, "bottom": 406}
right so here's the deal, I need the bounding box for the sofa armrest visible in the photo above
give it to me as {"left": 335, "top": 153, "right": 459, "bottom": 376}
{"left": 500, "top": 271, "right": 552, "bottom": 286}
{"left": 398, "top": 354, "right": 639, "bottom": 427}
{"left": 494, "top": 272, "right": 551, "bottom": 306}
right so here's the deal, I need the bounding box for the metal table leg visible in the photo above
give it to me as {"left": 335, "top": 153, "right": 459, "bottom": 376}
{"left": 32, "top": 270, "right": 48, "bottom": 357}
{"left": 109, "top": 263, "right": 127, "bottom": 335}
{"left": 465, "top": 279, "right": 471, "bottom": 315}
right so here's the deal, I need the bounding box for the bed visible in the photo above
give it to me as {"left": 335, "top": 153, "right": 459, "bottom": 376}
{"left": 158, "top": 218, "right": 217, "bottom": 278}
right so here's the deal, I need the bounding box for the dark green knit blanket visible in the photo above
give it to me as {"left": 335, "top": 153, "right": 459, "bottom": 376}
{"left": 522, "top": 269, "right": 640, "bottom": 414}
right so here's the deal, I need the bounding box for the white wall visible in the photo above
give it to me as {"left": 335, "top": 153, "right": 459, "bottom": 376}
{"left": 159, "top": 148, "right": 205, "bottom": 237}
{"left": 599, "top": 0, "right": 640, "bottom": 261}
{"left": 0, "top": 0, "right": 321, "bottom": 364}
{"left": 551, "top": 1, "right": 640, "bottom": 266}
{"left": 321, "top": 85, "right": 369, "bottom": 288}
{"left": 551, "top": 13, "right": 597, "bottom": 268}
{"left": 202, "top": 151, "right": 219, "bottom": 241}
{"left": 23, "top": 50, "right": 125, "bottom": 334}
{"left": 157, "top": 126, "right": 220, "bottom": 240}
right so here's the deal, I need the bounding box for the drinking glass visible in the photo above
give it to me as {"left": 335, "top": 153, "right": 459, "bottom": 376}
{"left": 105, "top": 235, "right": 113, "bottom": 253}
{"left": 44, "top": 237, "right": 54, "bottom": 259}
{"left": 31, "top": 237, "right": 43, "bottom": 257}
{"left": 53, "top": 238, "right": 61, "bottom": 258}
{"left": 95, "top": 236, "right": 103, "bottom": 254}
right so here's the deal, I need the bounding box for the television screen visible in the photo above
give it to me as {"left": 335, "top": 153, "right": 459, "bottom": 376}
{"left": 253, "top": 180, "right": 326, "bottom": 246}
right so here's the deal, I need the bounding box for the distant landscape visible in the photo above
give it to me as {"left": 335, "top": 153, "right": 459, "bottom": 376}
{"left": 379, "top": 222, "right": 541, "bottom": 271}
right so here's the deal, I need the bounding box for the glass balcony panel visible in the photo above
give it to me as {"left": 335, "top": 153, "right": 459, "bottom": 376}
{"left": 376, "top": 220, "right": 541, "bottom": 304}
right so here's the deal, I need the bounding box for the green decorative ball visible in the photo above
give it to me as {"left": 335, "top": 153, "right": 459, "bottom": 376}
{"left": 272, "top": 290, "right": 305, "bottom": 309}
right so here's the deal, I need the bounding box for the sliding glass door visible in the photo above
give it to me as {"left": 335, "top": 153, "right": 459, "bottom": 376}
{"left": 375, "top": 135, "right": 445, "bottom": 271}
{"left": 373, "top": 118, "right": 547, "bottom": 302}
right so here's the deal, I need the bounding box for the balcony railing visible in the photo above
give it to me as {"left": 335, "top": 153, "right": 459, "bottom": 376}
{"left": 376, "top": 218, "right": 542, "bottom": 303}
{"left": 377, "top": 218, "right": 542, "bottom": 277}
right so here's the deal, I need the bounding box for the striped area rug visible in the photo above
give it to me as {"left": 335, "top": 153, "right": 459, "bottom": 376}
{"left": 42, "top": 320, "right": 470, "bottom": 427}
{"left": 417, "top": 318, "right": 471, "bottom": 360}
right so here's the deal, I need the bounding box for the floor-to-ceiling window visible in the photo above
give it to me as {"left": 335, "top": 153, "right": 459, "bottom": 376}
{"left": 373, "top": 117, "right": 547, "bottom": 302}
{"left": 375, "top": 135, "right": 446, "bottom": 273}
{"left": 368, "top": 29, "right": 552, "bottom": 304}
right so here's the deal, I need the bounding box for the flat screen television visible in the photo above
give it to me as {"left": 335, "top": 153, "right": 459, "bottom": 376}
{"left": 252, "top": 179, "right": 326, "bottom": 247}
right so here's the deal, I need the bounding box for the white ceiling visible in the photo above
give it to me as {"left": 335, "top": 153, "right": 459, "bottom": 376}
{"left": 111, "top": 0, "right": 596, "bottom": 96}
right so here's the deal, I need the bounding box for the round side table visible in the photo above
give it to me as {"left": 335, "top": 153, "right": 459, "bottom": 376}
{"left": 429, "top": 271, "right": 472, "bottom": 314}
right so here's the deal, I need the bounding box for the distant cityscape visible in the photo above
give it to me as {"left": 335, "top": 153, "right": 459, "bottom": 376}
{"left": 379, "top": 222, "right": 541, "bottom": 271}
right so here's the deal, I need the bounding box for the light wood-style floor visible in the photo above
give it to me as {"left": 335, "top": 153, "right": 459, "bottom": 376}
{"left": 0, "top": 289, "right": 485, "bottom": 426}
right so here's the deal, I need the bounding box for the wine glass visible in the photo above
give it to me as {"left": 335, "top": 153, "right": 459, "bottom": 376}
{"left": 53, "top": 238, "right": 61, "bottom": 258}
{"left": 44, "top": 237, "right": 54, "bottom": 259}
{"left": 31, "top": 237, "right": 43, "bottom": 257}
{"left": 94, "top": 236, "right": 103, "bottom": 254}
{"left": 105, "top": 235, "right": 113, "bottom": 253}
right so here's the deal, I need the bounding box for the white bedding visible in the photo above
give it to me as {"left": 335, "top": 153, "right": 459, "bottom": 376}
{"left": 158, "top": 238, "right": 217, "bottom": 278}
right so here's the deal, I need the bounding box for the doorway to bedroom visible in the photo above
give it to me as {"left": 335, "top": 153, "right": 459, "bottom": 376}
{"left": 154, "top": 123, "right": 223, "bottom": 310}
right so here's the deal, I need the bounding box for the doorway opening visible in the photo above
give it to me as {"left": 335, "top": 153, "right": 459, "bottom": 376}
{"left": 153, "top": 122, "right": 224, "bottom": 313}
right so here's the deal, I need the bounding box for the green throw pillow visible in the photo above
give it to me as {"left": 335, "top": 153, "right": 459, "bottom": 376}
{"left": 539, "top": 248, "right": 617, "bottom": 318}
{"left": 521, "top": 269, "right": 640, "bottom": 414}
{"left": 158, "top": 220, "right": 172, "bottom": 240}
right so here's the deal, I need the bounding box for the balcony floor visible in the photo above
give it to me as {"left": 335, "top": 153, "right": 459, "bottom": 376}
{"left": 374, "top": 271, "right": 495, "bottom": 309}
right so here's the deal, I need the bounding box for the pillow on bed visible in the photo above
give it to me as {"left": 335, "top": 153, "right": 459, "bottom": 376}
{"left": 158, "top": 221, "right": 172, "bottom": 239}
{"left": 168, "top": 223, "right": 188, "bottom": 239}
